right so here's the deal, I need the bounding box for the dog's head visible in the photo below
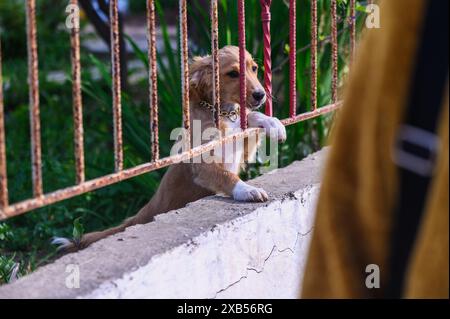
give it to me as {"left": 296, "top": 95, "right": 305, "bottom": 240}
{"left": 190, "top": 45, "right": 266, "bottom": 111}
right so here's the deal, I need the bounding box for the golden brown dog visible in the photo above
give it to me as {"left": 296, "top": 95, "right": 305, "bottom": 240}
{"left": 53, "top": 46, "right": 286, "bottom": 251}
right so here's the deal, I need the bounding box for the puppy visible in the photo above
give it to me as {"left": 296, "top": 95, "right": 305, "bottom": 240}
{"left": 53, "top": 46, "right": 286, "bottom": 251}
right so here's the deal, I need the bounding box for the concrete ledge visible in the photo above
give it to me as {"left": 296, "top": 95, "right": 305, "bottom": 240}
{"left": 0, "top": 148, "right": 328, "bottom": 299}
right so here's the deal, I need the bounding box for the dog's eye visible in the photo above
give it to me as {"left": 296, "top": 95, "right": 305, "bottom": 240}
{"left": 252, "top": 65, "right": 258, "bottom": 73}
{"left": 227, "top": 70, "right": 240, "bottom": 78}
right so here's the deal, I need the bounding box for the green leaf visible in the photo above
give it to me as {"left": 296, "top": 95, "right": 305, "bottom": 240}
{"left": 284, "top": 44, "right": 290, "bottom": 54}
{"left": 124, "top": 34, "right": 149, "bottom": 69}
{"left": 72, "top": 217, "right": 84, "bottom": 242}
{"left": 356, "top": 3, "right": 368, "bottom": 13}
{"left": 0, "top": 223, "right": 13, "bottom": 242}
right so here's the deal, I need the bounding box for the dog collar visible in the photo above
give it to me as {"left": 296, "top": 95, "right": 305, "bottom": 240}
{"left": 199, "top": 101, "right": 240, "bottom": 122}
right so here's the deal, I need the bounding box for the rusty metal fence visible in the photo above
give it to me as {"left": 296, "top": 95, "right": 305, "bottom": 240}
{"left": 0, "top": 0, "right": 359, "bottom": 220}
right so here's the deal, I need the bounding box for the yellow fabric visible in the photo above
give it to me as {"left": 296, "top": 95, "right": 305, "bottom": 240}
{"left": 301, "top": 0, "right": 448, "bottom": 298}
{"left": 405, "top": 99, "right": 448, "bottom": 298}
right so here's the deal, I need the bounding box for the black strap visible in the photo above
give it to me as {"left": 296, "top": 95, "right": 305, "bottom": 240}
{"left": 386, "top": 0, "right": 449, "bottom": 298}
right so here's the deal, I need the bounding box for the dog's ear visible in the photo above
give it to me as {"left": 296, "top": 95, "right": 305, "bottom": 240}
{"left": 189, "top": 55, "right": 212, "bottom": 95}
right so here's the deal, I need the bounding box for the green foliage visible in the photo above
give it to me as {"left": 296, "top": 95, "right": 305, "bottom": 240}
{"left": 72, "top": 217, "right": 84, "bottom": 243}
{"left": 0, "top": 254, "right": 18, "bottom": 284}
{"left": 0, "top": 223, "right": 13, "bottom": 242}
{"left": 0, "top": 223, "right": 19, "bottom": 283}
{"left": 0, "top": 1, "right": 72, "bottom": 109}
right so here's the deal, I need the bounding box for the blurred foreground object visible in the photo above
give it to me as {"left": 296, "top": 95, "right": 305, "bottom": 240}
{"left": 301, "top": 0, "right": 448, "bottom": 298}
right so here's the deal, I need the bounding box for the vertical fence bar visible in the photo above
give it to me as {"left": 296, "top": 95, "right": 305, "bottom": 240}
{"left": 289, "top": 0, "right": 296, "bottom": 118}
{"left": 238, "top": 0, "right": 247, "bottom": 130}
{"left": 147, "top": 0, "right": 159, "bottom": 161}
{"left": 311, "top": 0, "right": 318, "bottom": 111}
{"left": 260, "top": 0, "right": 273, "bottom": 117}
{"left": 331, "top": 0, "right": 338, "bottom": 104}
{"left": 110, "top": 0, "right": 123, "bottom": 171}
{"left": 26, "top": 0, "right": 43, "bottom": 197}
{"left": 0, "top": 39, "right": 8, "bottom": 210}
{"left": 179, "top": 0, "right": 191, "bottom": 148}
{"left": 350, "top": 0, "right": 356, "bottom": 63}
{"left": 211, "top": 0, "right": 221, "bottom": 128}
{"left": 70, "top": 0, "right": 85, "bottom": 184}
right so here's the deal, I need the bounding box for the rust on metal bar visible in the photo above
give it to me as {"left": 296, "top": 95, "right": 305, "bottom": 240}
{"left": 0, "top": 38, "right": 8, "bottom": 210}
{"left": 238, "top": 0, "right": 247, "bottom": 129}
{"left": 211, "top": 0, "right": 221, "bottom": 128}
{"left": 289, "top": 0, "right": 296, "bottom": 117}
{"left": 0, "top": 101, "right": 342, "bottom": 220}
{"left": 147, "top": 0, "right": 160, "bottom": 161}
{"left": 280, "top": 102, "right": 341, "bottom": 126}
{"left": 350, "top": 0, "right": 356, "bottom": 63}
{"left": 310, "top": 0, "right": 318, "bottom": 111}
{"left": 70, "top": 0, "right": 85, "bottom": 184}
{"left": 26, "top": 0, "right": 43, "bottom": 197}
{"left": 179, "top": 0, "right": 191, "bottom": 148}
{"left": 331, "top": 0, "right": 338, "bottom": 104}
{"left": 110, "top": 0, "right": 124, "bottom": 171}
{"left": 1, "top": 127, "right": 260, "bottom": 220}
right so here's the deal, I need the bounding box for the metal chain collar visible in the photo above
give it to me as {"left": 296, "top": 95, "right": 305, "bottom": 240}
{"left": 199, "top": 101, "right": 240, "bottom": 122}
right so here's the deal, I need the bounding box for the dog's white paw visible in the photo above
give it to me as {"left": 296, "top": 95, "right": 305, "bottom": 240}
{"left": 248, "top": 112, "right": 287, "bottom": 142}
{"left": 232, "top": 181, "right": 269, "bottom": 202}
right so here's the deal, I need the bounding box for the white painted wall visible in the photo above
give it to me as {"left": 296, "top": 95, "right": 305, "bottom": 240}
{"left": 85, "top": 186, "right": 318, "bottom": 299}
{"left": 0, "top": 149, "right": 327, "bottom": 299}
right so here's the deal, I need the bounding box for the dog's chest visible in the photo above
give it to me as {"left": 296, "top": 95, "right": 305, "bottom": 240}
{"left": 222, "top": 118, "right": 243, "bottom": 175}
{"left": 223, "top": 148, "right": 243, "bottom": 175}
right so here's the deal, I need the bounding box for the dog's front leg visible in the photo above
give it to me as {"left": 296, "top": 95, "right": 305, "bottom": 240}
{"left": 248, "top": 111, "right": 287, "bottom": 142}
{"left": 192, "top": 163, "right": 269, "bottom": 202}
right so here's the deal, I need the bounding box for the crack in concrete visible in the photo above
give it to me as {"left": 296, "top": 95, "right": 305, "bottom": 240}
{"left": 212, "top": 229, "right": 313, "bottom": 298}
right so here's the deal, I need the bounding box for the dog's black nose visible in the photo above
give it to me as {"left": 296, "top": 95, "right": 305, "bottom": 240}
{"left": 252, "top": 90, "right": 266, "bottom": 101}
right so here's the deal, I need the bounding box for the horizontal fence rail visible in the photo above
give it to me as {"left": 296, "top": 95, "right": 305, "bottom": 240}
{"left": 0, "top": 0, "right": 359, "bottom": 220}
